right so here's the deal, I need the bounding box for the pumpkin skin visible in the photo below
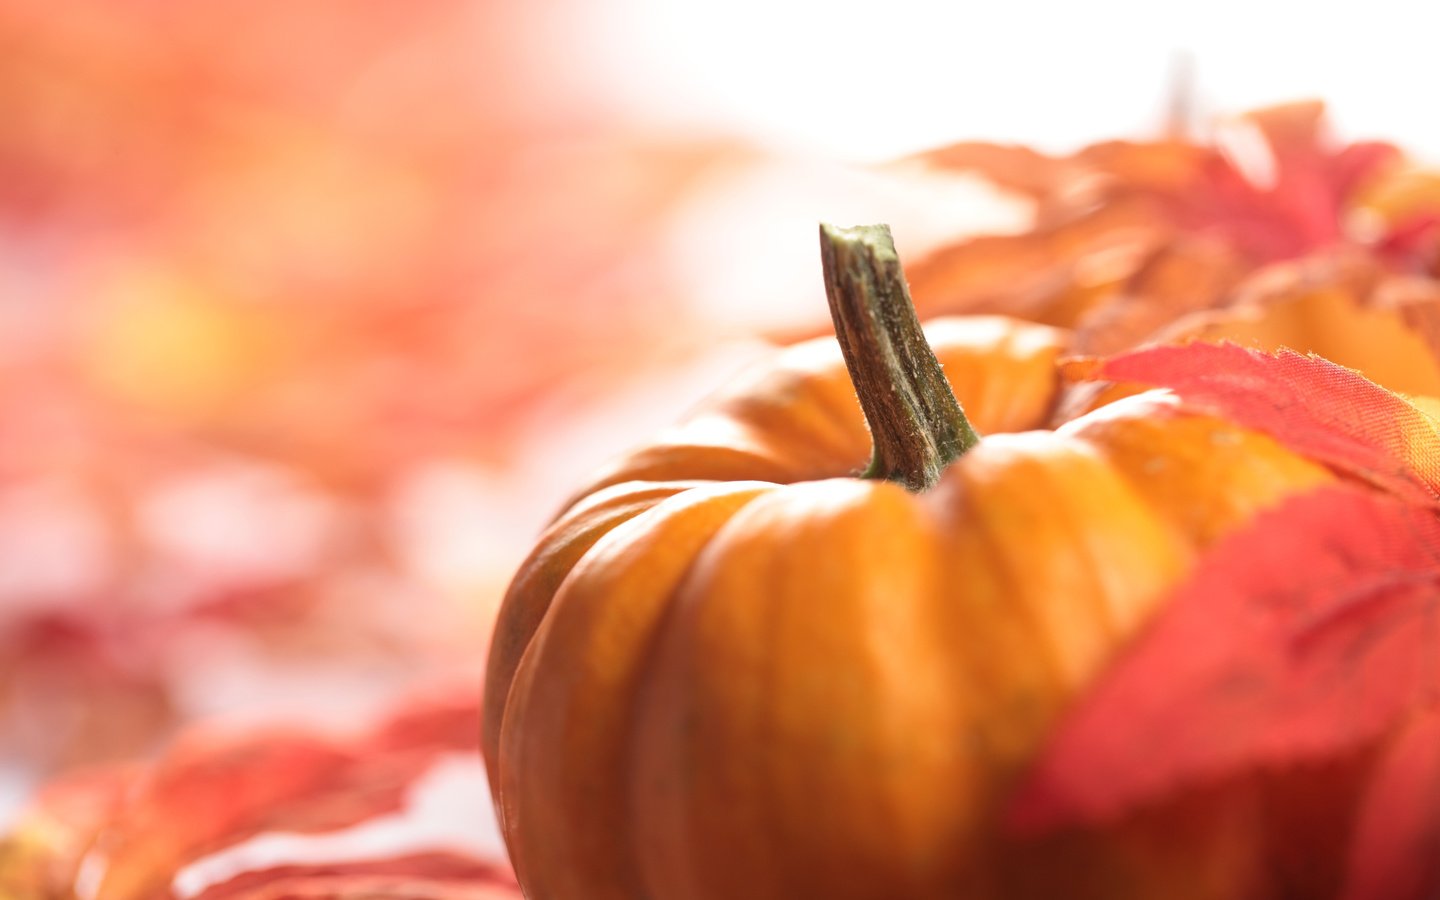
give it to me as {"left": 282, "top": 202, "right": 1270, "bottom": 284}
{"left": 483, "top": 314, "right": 1335, "bottom": 899}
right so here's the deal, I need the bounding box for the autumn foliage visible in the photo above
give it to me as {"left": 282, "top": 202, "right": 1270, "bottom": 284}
{"left": 10, "top": 4, "right": 1440, "bottom": 895}
{"left": 0, "top": 1, "right": 728, "bottom": 895}
{"left": 0, "top": 0, "right": 741, "bottom": 778}
{"left": 903, "top": 102, "right": 1440, "bottom": 385}
{"left": 1015, "top": 346, "right": 1440, "bottom": 896}
{"left": 1, "top": 688, "right": 520, "bottom": 899}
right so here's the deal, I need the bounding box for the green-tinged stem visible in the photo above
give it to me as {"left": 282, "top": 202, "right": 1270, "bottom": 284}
{"left": 819, "top": 223, "right": 980, "bottom": 492}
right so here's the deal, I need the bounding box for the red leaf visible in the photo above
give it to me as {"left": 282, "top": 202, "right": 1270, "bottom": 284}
{"left": 1008, "top": 485, "right": 1440, "bottom": 833}
{"left": 1343, "top": 708, "right": 1440, "bottom": 900}
{"left": 1331, "top": 141, "right": 1403, "bottom": 203}
{"left": 90, "top": 688, "right": 483, "bottom": 900}
{"left": 1066, "top": 341, "right": 1440, "bottom": 505}
{"left": 192, "top": 852, "right": 520, "bottom": 900}
{"left": 1182, "top": 104, "right": 1397, "bottom": 261}
{"left": 1077, "top": 103, "right": 1398, "bottom": 262}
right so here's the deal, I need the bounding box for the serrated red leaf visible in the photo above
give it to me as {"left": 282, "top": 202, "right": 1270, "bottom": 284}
{"left": 1008, "top": 486, "right": 1440, "bottom": 835}
{"left": 1342, "top": 708, "right": 1440, "bottom": 900}
{"left": 1066, "top": 341, "right": 1440, "bottom": 504}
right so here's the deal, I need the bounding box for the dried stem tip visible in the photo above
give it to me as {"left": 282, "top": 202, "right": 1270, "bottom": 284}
{"left": 819, "top": 223, "right": 980, "bottom": 492}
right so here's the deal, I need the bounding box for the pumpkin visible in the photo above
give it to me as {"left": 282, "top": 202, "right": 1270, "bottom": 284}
{"left": 482, "top": 225, "right": 1341, "bottom": 899}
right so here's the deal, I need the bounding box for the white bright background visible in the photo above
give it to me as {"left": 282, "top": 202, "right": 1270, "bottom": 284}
{"left": 549, "top": 0, "right": 1440, "bottom": 162}
{"left": 493, "top": 0, "right": 1440, "bottom": 354}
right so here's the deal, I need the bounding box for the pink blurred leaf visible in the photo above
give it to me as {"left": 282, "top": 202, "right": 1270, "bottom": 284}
{"left": 88, "top": 688, "right": 484, "bottom": 900}
{"left": 192, "top": 852, "right": 519, "bottom": 900}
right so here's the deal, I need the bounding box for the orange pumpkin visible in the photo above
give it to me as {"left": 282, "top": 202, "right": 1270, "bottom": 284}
{"left": 482, "top": 225, "right": 1339, "bottom": 898}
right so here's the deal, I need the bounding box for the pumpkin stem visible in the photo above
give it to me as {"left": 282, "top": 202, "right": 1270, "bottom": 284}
{"left": 820, "top": 223, "right": 980, "bottom": 492}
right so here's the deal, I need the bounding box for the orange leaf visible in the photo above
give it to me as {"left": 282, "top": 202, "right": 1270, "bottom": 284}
{"left": 902, "top": 141, "right": 1071, "bottom": 197}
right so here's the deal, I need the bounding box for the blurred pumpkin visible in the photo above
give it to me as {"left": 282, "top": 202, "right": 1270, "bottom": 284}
{"left": 482, "top": 225, "right": 1357, "bottom": 899}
